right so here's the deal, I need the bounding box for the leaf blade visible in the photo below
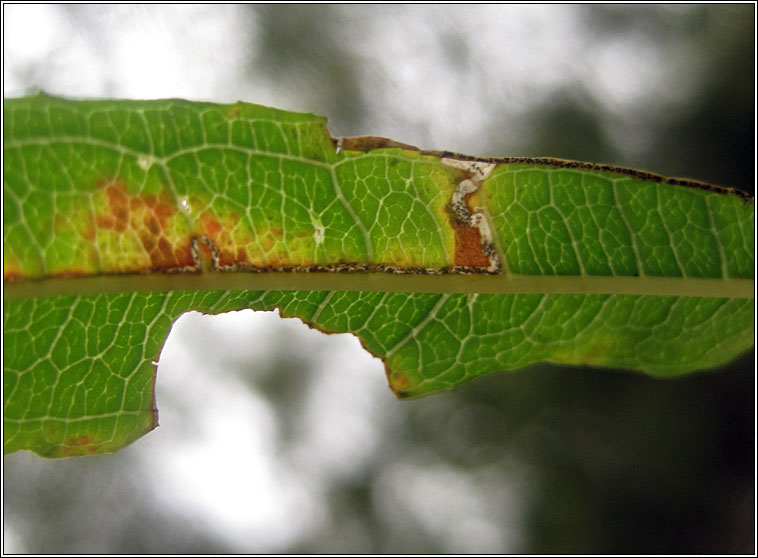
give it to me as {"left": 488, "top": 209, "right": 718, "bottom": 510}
{"left": 3, "top": 95, "right": 754, "bottom": 456}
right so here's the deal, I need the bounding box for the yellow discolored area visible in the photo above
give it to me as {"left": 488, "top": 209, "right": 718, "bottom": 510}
{"left": 257, "top": 226, "right": 283, "bottom": 253}
{"left": 2, "top": 257, "right": 24, "bottom": 281}
{"left": 550, "top": 339, "right": 616, "bottom": 367}
{"left": 92, "top": 180, "right": 194, "bottom": 273}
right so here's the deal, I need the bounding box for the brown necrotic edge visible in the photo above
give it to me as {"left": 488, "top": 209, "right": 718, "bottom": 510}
{"left": 2, "top": 232, "right": 493, "bottom": 285}
{"left": 334, "top": 136, "right": 753, "bottom": 201}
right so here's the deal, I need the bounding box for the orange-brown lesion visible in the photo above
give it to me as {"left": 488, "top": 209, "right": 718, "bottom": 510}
{"left": 387, "top": 368, "right": 419, "bottom": 399}
{"left": 93, "top": 179, "right": 194, "bottom": 272}
{"left": 388, "top": 370, "right": 411, "bottom": 392}
{"left": 453, "top": 224, "right": 490, "bottom": 268}
{"left": 3, "top": 267, "right": 25, "bottom": 282}
{"left": 578, "top": 341, "right": 614, "bottom": 366}
{"left": 96, "top": 181, "right": 130, "bottom": 232}
{"left": 448, "top": 188, "right": 491, "bottom": 268}
{"left": 195, "top": 214, "right": 315, "bottom": 269}
{"left": 256, "top": 226, "right": 284, "bottom": 256}
{"left": 198, "top": 211, "right": 247, "bottom": 267}
{"left": 200, "top": 211, "right": 224, "bottom": 237}
{"left": 62, "top": 435, "right": 100, "bottom": 456}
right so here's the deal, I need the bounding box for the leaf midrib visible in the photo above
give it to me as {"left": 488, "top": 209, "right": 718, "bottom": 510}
{"left": 4, "top": 272, "right": 753, "bottom": 300}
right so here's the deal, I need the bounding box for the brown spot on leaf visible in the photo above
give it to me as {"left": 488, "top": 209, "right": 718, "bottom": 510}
{"left": 3, "top": 270, "right": 24, "bottom": 281}
{"left": 454, "top": 222, "right": 490, "bottom": 268}
{"left": 217, "top": 249, "right": 238, "bottom": 267}
{"left": 387, "top": 369, "right": 412, "bottom": 396}
{"left": 98, "top": 181, "right": 130, "bottom": 232}
{"left": 82, "top": 218, "right": 96, "bottom": 241}
{"left": 175, "top": 242, "right": 194, "bottom": 266}
{"left": 269, "top": 226, "right": 283, "bottom": 239}
{"left": 145, "top": 213, "right": 161, "bottom": 236}
{"left": 448, "top": 192, "right": 490, "bottom": 268}
{"left": 199, "top": 212, "right": 246, "bottom": 266}
{"left": 156, "top": 237, "right": 175, "bottom": 266}
{"left": 578, "top": 341, "right": 613, "bottom": 366}
{"left": 152, "top": 196, "right": 176, "bottom": 221}
{"left": 200, "top": 211, "right": 223, "bottom": 238}
{"left": 62, "top": 435, "right": 100, "bottom": 456}
{"left": 94, "top": 179, "right": 193, "bottom": 270}
{"left": 139, "top": 230, "right": 156, "bottom": 252}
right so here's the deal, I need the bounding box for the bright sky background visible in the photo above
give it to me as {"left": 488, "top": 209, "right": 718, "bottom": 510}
{"left": 2, "top": 3, "right": 723, "bottom": 553}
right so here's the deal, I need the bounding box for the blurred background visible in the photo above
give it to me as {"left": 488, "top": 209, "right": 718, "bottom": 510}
{"left": 2, "top": 4, "right": 754, "bottom": 553}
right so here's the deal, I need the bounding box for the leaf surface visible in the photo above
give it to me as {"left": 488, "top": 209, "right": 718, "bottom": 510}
{"left": 3, "top": 95, "right": 754, "bottom": 456}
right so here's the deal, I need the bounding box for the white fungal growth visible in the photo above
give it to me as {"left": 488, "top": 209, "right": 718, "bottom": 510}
{"left": 451, "top": 178, "right": 478, "bottom": 216}
{"left": 313, "top": 223, "right": 325, "bottom": 245}
{"left": 138, "top": 155, "right": 151, "bottom": 169}
{"left": 441, "top": 158, "right": 496, "bottom": 184}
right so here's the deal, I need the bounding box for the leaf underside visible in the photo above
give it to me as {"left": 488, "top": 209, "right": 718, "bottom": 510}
{"left": 3, "top": 95, "right": 754, "bottom": 457}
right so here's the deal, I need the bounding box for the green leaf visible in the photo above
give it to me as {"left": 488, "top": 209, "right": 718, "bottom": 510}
{"left": 3, "top": 94, "right": 754, "bottom": 457}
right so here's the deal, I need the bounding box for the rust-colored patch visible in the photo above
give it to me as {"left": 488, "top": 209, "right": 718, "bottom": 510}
{"left": 387, "top": 369, "right": 412, "bottom": 396}
{"left": 156, "top": 237, "right": 175, "bottom": 266}
{"left": 144, "top": 213, "right": 161, "bottom": 236}
{"left": 95, "top": 180, "right": 193, "bottom": 270}
{"left": 256, "top": 226, "right": 285, "bottom": 258}
{"left": 448, "top": 191, "right": 490, "bottom": 268}
{"left": 454, "top": 225, "right": 489, "bottom": 268}
{"left": 98, "top": 181, "right": 130, "bottom": 232}
{"left": 62, "top": 435, "right": 100, "bottom": 456}
{"left": 217, "top": 248, "right": 238, "bottom": 267}
{"left": 199, "top": 212, "right": 244, "bottom": 266}
{"left": 3, "top": 269, "right": 24, "bottom": 281}
{"left": 200, "top": 211, "right": 223, "bottom": 237}
{"left": 82, "top": 217, "right": 96, "bottom": 241}
{"left": 578, "top": 341, "right": 613, "bottom": 366}
{"left": 259, "top": 233, "right": 275, "bottom": 252}
{"left": 138, "top": 230, "right": 156, "bottom": 252}
{"left": 175, "top": 242, "right": 194, "bottom": 266}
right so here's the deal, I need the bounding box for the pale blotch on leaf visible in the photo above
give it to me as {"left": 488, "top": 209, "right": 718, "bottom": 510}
{"left": 311, "top": 215, "right": 324, "bottom": 246}
{"left": 313, "top": 223, "right": 325, "bottom": 245}
{"left": 179, "top": 197, "right": 192, "bottom": 215}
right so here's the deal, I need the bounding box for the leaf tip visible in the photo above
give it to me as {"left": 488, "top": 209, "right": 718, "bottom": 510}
{"left": 386, "top": 368, "right": 415, "bottom": 399}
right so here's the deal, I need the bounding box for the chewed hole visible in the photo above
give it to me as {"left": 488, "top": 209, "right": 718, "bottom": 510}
{"left": 152, "top": 307, "right": 387, "bottom": 546}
